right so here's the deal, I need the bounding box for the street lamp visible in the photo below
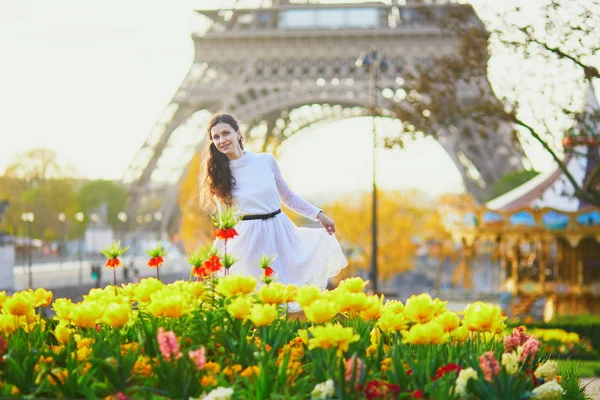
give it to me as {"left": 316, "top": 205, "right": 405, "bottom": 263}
{"left": 117, "top": 212, "right": 128, "bottom": 223}
{"left": 20, "top": 212, "right": 35, "bottom": 288}
{"left": 117, "top": 211, "right": 128, "bottom": 241}
{"left": 153, "top": 212, "right": 163, "bottom": 240}
{"left": 58, "top": 213, "right": 66, "bottom": 266}
{"left": 356, "top": 49, "right": 389, "bottom": 294}
{"left": 75, "top": 212, "right": 85, "bottom": 283}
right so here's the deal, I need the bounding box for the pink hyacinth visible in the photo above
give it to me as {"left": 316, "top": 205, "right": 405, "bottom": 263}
{"left": 188, "top": 347, "right": 206, "bottom": 370}
{"left": 519, "top": 336, "right": 540, "bottom": 363}
{"left": 345, "top": 355, "right": 364, "bottom": 384}
{"left": 479, "top": 351, "right": 500, "bottom": 382}
{"left": 503, "top": 326, "right": 529, "bottom": 352}
{"left": 157, "top": 327, "right": 182, "bottom": 361}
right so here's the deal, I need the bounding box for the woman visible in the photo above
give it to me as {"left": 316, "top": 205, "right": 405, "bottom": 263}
{"left": 199, "top": 113, "right": 348, "bottom": 291}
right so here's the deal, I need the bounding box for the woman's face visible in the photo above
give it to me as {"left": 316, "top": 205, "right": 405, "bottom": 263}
{"left": 210, "top": 122, "right": 242, "bottom": 157}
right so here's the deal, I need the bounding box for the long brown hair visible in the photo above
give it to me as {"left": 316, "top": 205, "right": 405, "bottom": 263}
{"left": 199, "top": 113, "right": 244, "bottom": 211}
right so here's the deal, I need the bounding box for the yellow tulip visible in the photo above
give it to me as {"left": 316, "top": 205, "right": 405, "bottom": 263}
{"left": 383, "top": 300, "right": 405, "bottom": 315}
{"left": 462, "top": 302, "right": 506, "bottom": 333}
{"left": 377, "top": 311, "right": 408, "bottom": 333}
{"left": 403, "top": 293, "right": 446, "bottom": 324}
{"left": 358, "top": 295, "right": 383, "bottom": 321}
{"left": 451, "top": 325, "right": 470, "bottom": 342}
{"left": 337, "top": 277, "right": 368, "bottom": 293}
{"left": 308, "top": 323, "right": 360, "bottom": 356}
{"left": 187, "top": 281, "right": 206, "bottom": 298}
{"left": 84, "top": 287, "right": 112, "bottom": 302}
{"left": 258, "top": 283, "right": 287, "bottom": 305}
{"left": 227, "top": 296, "right": 253, "bottom": 320}
{"left": 332, "top": 291, "right": 370, "bottom": 315}
{"left": 0, "top": 290, "right": 7, "bottom": 309}
{"left": 147, "top": 294, "right": 188, "bottom": 318}
{"left": 248, "top": 304, "right": 278, "bottom": 327}
{"left": 217, "top": 275, "right": 256, "bottom": 297}
{"left": 52, "top": 298, "right": 74, "bottom": 322}
{"left": 121, "top": 283, "right": 138, "bottom": 299}
{"left": 435, "top": 312, "right": 461, "bottom": 333}
{"left": 401, "top": 321, "right": 450, "bottom": 345}
{"left": 135, "top": 278, "right": 165, "bottom": 303}
{"left": 54, "top": 321, "right": 74, "bottom": 344}
{"left": 4, "top": 292, "right": 34, "bottom": 316}
{"left": 70, "top": 301, "right": 104, "bottom": 328}
{"left": 33, "top": 288, "right": 53, "bottom": 308}
{"left": 282, "top": 284, "right": 298, "bottom": 303}
{"left": 103, "top": 303, "right": 130, "bottom": 328}
{"left": 304, "top": 299, "right": 339, "bottom": 323}
{"left": 0, "top": 314, "right": 19, "bottom": 335}
{"left": 296, "top": 285, "right": 323, "bottom": 307}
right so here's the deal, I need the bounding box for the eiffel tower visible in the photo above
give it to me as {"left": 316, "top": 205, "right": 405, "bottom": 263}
{"left": 122, "top": 0, "right": 525, "bottom": 234}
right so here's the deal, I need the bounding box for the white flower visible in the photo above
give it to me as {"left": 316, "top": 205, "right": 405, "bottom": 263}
{"left": 535, "top": 360, "right": 559, "bottom": 382}
{"left": 501, "top": 352, "right": 519, "bottom": 375}
{"left": 531, "top": 379, "right": 564, "bottom": 399}
{"left": 202, "top": 386, "right": 234, "bottom": 400}
{"left": 311, "top": 379, "right": 335, "bottom": 399}
{"left": 455, "top": 367, "right": 478, "bottom": 398}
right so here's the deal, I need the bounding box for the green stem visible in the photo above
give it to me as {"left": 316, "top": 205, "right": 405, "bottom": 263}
{"left": 114, "top": 269, "right": 117, "bottom": 295}
{"left": 224, "top": 239, "right": 228, "bottom": 276}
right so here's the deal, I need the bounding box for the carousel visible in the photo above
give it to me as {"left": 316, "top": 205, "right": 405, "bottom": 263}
{"left": 442, "top": 81, "right": 600, "bottom": 320}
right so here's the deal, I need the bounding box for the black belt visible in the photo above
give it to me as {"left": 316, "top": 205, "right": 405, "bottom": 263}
{"left": 241, "top": 209, "right": 282, "bottom": 221}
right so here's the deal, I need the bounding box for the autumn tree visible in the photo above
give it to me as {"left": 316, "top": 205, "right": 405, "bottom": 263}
{"left": 178, "top": 153, "right": 216, "bottom": 252}
{"left": 386, "top": 0, "right": 600, "bottom": 205}
{"left": 0, "top": 148, "right": 80, "bottom": 239}
{"left": 3, "top": 148, "right": 73, "bottom": 185}
{"left": 326, "top": 189, "right": 442, "bottom": 284}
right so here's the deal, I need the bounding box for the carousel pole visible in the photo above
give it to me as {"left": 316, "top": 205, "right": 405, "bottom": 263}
{"left": 511, "top": 241, "right": 519, "bottom": 292}
{"left": 571, "top": 249, "right": 577, "bottom": 314}
{"left": 539, "top": 238, "right": 547, "bottom": 291}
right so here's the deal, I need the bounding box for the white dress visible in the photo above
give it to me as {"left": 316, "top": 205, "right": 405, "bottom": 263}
{"left": 215, "top": 151, "right": 348, "bottom": 291}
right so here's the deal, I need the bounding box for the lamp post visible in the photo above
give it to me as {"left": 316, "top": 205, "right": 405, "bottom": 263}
{"left": 117, "top": 212, "right": 128, "bottom": 242}
{"left": 153, "top": 211, "right": 163, "bottom": 241}
{"left": 58, "top": 212, "right": 66, "bottom": 267}
{"left": 356, "top": 49, "right": 389, "bottom": 294}
{"left": 75, "top": 212, "right": 85, "bottom": 283}
{"left": 20, "top": 212, "right": 35, "bottom": 288}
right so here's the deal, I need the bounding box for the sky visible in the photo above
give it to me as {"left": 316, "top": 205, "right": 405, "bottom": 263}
{"left": 0, "top": 0, "right": 564, "bottom": 200}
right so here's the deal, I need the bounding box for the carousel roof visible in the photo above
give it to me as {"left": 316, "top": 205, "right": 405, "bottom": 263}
{"left": 487, "top": 80, "right": 600, "bottom": 213}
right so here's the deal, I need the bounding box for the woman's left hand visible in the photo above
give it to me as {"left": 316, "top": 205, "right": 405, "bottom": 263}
{"left": 317, "top": 212, "right": 336, "bottom": 236}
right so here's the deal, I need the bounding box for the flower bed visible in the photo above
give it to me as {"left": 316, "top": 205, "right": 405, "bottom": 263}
{"left": 0, "top": 277, "right": 585, "bottom": 399}
{"left": 528, "top": 328, "right": 597, "bottom": 359}
{"left": 508, "top": 316, "right": 600, "bottom": 356}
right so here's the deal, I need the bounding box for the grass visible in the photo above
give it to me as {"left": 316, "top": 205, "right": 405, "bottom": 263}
{"left": 558, "top": 360, "right": 597, "bottom": 400}
{"left": 557, "top": 360, "right": 600, "bottom": 378}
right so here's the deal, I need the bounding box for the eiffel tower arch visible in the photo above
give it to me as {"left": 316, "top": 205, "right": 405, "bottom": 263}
{"left": 123, "top": 1, "right": 525, "bottom": 234}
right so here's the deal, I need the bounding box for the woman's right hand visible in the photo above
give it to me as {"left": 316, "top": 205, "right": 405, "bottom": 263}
{"left": 317, "top": 212, "right": 336, "bottom": 236}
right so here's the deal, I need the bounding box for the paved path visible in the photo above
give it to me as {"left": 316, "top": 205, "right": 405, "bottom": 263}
{"left": 583, "top": 378, "right": 600, "bottom": 399}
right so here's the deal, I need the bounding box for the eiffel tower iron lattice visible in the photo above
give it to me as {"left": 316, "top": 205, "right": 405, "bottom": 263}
{"left": 122, "top": 0, "right": 525, "bottom": 235}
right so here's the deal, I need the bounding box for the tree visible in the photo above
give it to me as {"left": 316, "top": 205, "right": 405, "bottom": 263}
{"left": 385, "top": 1, "right": 600, "bottom": 206}
{"left": 178, "top": 154, "right": 216, "bottom": 252}
{"left": 326, "top": 190, "right": 439, "bottom": 281}
{"left": 3, "top": 148, "right": 73, "bottom": 185}
{"left": 1, "top": 148, "right": 80, "bottom": 240}
{"left": 0, "top": 177, "right": 79, "bottom": 240}
{"left": 76, "top": 180, "right": 128, "bottom": 233}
